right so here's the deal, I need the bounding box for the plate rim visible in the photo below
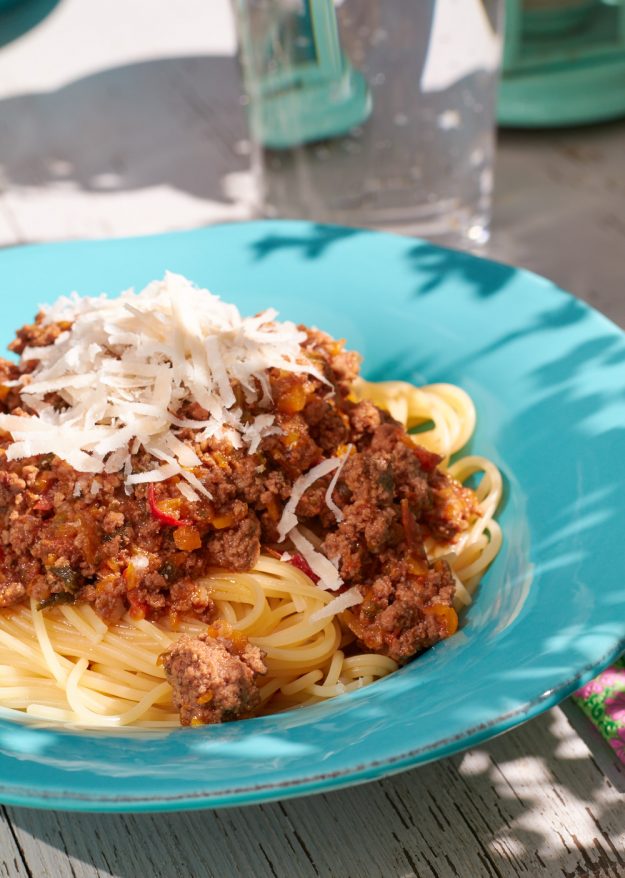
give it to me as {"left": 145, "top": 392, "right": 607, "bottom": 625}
{"left": 0, "top": 637, "right": 622, "bottom": 812}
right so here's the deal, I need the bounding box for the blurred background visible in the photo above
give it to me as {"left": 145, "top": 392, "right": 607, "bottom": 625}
{"left": 0, "top": 0, "right": 623, "bottom": 316}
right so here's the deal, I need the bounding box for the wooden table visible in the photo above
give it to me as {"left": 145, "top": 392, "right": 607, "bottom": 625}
{"left": 1, "top": 2, "right": 625, "bottom": 875}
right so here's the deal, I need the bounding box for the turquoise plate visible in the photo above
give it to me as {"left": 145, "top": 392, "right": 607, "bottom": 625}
{"left": 0, "top": 220, "right": 624, "bottom": 812}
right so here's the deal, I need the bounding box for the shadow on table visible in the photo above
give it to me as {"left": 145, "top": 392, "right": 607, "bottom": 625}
{"left": 0, "top": 54, "right": 249, "bottom": 209}
{"left": 6, "top": 708, "right": 625, "bottom": 878}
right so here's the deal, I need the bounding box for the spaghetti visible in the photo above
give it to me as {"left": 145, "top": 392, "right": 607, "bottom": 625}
{"left": 0, "top": 378, "right": 502, "bottom": 728}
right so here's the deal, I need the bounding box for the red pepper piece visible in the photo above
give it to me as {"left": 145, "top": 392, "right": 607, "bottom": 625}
{"left": 401, "top": 498, "right": 427, "bottom": 565}
{"left": 410, "top": 440, "right": 442, "bottom": 472}
{"left": 127, "top": 588, "right": 149, "bottom": 620}
{"left": 147, "top": 483, "right": 193, "bottom": 528}
{"left": 33, "top": 498, "right": 54, "bottom": 513}
{"left": 284, "top": 552, "right": 320, "bottom": 584}
{"left": 400, "top": 498, "right": 419, "bottom": 551}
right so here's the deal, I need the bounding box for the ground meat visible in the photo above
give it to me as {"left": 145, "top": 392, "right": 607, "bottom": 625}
{"left": 168, "top": 579, "right": 214, "bottom": 616}
{"left": 229, "top": 453, "right": 264, "bottom": 504}
{"left": 0, "top": 316, "right": 477, "bottom": 673}
{"left": 102, "top": 510, "right": 125, "bottom": 534}
{"left": 303, "top": 399, "right": 349, "bottom": 451}
{"left": 205, "top": 515, "right": 261, "bottom": 570}
{"left": 341, "top": 451, "right": 396, "bottom": 508}
{"left": 425, "top": 471, "right": 478, "bottom": 542}
{"left": 0, "top": 358, "right": 19, "bottom": 385}
{"left": 0, "top": 579, "right": 26, "bottom": 607}
{"left": 347, "top": 399, "right": 384, "bottom": 441}
{"left": 1, "top": 470, "right": 27, "bottom": 497}
{"left": 262, "top": 412, "right": 322, "bottom": 478}
{"left": 374, "top": 429, "right": 433, "bottom": 514}
{"left": 345, "top": 560, "right": 456, "bottom": 662}
{"left": 303, "top": 327, "right": 361, "bottom": 396}
{"left": 162, "top": 622, "right": 267, "bottom": 725}
{"left": 293, "top": 478, "right": 339, "bottom": 530}
{"left": 8, "top": 315, "right": 69, "bottom": 356}
{"left": 321, "top": 440, "right": 425, "bottom": 581}
{"left": 92, "top": 574, "right": 127, "bottom": 621}
{"left": 0, "top": 359, "right": 24, "bottom": 414}
{"left": 364, "top": 506, "right": 398, "bottom": 553}
{"left": 194, "top": 454, "right": 237, "bottom": 503}
{"left": 317, "top": 419, "right": 470, "bottom": 658}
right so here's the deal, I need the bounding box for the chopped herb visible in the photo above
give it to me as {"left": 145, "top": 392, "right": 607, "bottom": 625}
{"left": 378, "top": 470, "right": 394, "bottom": 493}
{"left": 159, "top": 561, "right": 181, "bottom": 583}
{"left": 37, "top": 591, "right": 75, "bottom": 610}
{"left": 50, "top": 564, "right": 80, "bottom": 592}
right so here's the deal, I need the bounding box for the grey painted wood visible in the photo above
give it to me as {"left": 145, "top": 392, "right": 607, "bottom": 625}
{"left": 0, "top": 808, "right": 28, "bottom": 878}
{"left": 0, "top": 1, "right": 624, "bottom": 877}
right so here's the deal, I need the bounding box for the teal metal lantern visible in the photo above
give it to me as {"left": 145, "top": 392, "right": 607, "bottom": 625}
{"left": 234, "top": 0, "right": 371, "bottom": 150}
{"left": 499, "top": 0, "right": 625, "bottom": 126}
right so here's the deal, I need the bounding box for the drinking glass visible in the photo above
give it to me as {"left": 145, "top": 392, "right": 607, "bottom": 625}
{"left": 234, "top": 0, "right": 504, "bottom": 247}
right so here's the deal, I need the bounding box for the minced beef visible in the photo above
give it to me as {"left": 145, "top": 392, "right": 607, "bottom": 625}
{"left": 0, "top": 317, "right": 477, "bottom": 669}
{"left": 161, "top": 622, "right": 267, "bottom": 725}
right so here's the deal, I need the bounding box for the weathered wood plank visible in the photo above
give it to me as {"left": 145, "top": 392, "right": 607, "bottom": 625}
{"left": 5, "top": 708, "right": 625, "bottom": 878}
{"left": 3, "top": 809, "right": 104, "bottom": 878}
{"left": 561, "top": 699, "right": 625, "bottom": 796}
{"left": 0, "top": 807, "right": 29, "bottom": 878}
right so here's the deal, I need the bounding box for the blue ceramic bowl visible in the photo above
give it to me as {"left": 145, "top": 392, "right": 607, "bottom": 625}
{"left": 0, "top": 220, "right": 624, "bottom": 812}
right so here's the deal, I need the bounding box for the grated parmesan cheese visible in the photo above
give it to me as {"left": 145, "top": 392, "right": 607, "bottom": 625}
{"left": 0, "top": 273, "right": 327, "bottom": 494}
{"left": 309, "top": 586, "right": 363, "bottom": 623}
{"left": 324, "top": 444, "right": 352, "bottom": 523}
{"left": 273, "top": 445, "right": 352, "bottom": 591}
{"left": 290, "top": 527, "right": 342, "bottom": 591}
{"left": 277, "top": 455, "right": 344, "bottom": 542}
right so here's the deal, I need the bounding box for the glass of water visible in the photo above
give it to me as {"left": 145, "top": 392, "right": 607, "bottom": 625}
{"left": 234, "top": 0, "right": 504, "bottom": 248}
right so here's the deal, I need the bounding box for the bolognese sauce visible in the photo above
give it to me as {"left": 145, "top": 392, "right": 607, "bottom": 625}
{"left": 0, "top": 277, "right": 487, "bottom": 725}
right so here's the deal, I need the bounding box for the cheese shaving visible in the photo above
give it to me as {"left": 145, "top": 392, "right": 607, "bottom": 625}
{"left": 176, "top": 481, "right": 201, "bottom": 504}
{"left": 290, "top": 527, "right": 342, "bottom": 591}
{"left": 0, "top": 273, "right": 326, "bottom": 490}
{"left": 309, "top": 586, "right": 363, "bottom": 623}
{"left": 276, "top": 448, "right": 353, "bottom": 591}
{"left": 277, "top": 456, "right": 344, "bottom": 542}
{"left": 325, "top": 444, "right": 352, "bottom": 523}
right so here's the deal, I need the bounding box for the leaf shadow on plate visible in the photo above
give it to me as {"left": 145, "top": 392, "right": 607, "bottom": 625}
{"left": 249, "top": 225, "right": 364, "bottom": 263}
{"left": 361, "top": 294, "right": 600, "bottom": 402}
{"left": 406, "top": 241, "right": 518, "bottom": 299}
